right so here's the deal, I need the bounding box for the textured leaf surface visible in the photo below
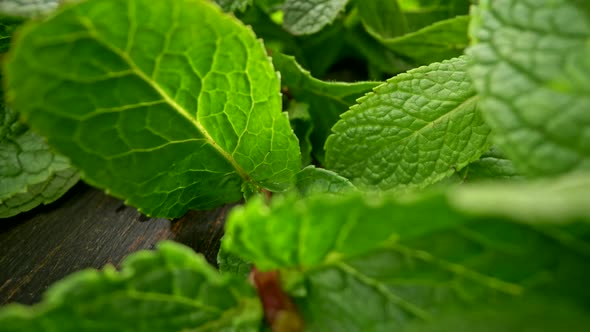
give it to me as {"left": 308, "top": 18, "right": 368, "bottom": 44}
{"left": 295, "top": 165, "right": 355, "bottom": 196}
{"left": 218, "top": 245, "right": 252, "bottom": 278}
{"left": 468, "top": 0, "right": 590, "bottom": 175}
{"left": 378, "top": 16, "right": 471, "bottom": 66}
{"left": 0, "top": 241, "right": 262, "bottom": 331}
{"left": 273, "top": 53, "right": 378, "bottom": 163}
{"left": 462, "top": 147, "right": 521, "bottom": 182}
{"left": 0, "top": 0, "right": 59, "bottom": 17}
{"left": 5, "top": 0, "right": 301, "bottom": 217}
{"left": 326, "top": 57, "right": 491, "bottom": 192}
{"left": 224, "top": 178, "right": 590, "bottom": 331}
{"left": 282, "top": 0, "right": 349, "bottom": 35}
{"left": 0, "top": 130, "right": 79, "bottom": 218}
{"left": 213, "top": 0, "right": 252, "bottom": 12}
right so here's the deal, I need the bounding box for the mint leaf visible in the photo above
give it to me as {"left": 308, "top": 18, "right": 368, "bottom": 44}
{"left": 224, "top": 176, "right": 590, "bottom": 331}
{"left": 273, "top": 53, "right": 378, "bottom": 163}
{"left": 377, "top": 16, "right": 471, "bottom": 66}
{"left": 468, "top": 0, "right": 590, "bottom": 176}
{"left": 5, "top": 0, "right": 301, "bottom": 217}
{"left": 397, "top": 0, "right": 470, "bottom": 32}
{"left": 214, "top": 0, "right": 252, "bottom": 12}
{"left": 462, "top": 147, "right": 522, "bottom": 182}
{"left": 326, "top": 56, "right": 491, "bottom": 192}
{"left": 0, "top": 129, "right": 79, "bottom": 218}
{"left": 218, "top": 245, "right": 252, "bottom": 278}
{"left": 0, "top": 241, "right": 262, "bottom": 331}
{"left": 295, "top": 165, "right": 355, "bottom": 196}
{"left": 0, "top": 0, "right": 59, "bottom": 17}
{"left": 357, "top": 0, "right": 407, "bottom": 39}
{"left": 282, "top": 0, "right": 349, "bottom": 35}
{"left": 224, "top": 173, "right": 590, "bottom": 270}
{"left": 450, "top": 172, "right": 590, "bottom": 223}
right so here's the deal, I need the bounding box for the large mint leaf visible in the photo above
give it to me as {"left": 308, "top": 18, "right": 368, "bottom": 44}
{"left": 326, "top": 57, "right": 491, "bottom": 192}
{"left": 5, "top": 0, "right": 301, "bottom": 217}
{"left": 0, "top": 241, "right": 262, "bottom": 331}
{"left": 468, "top": 0, "right": 590, "bottom": 175}
{"left": 282, "top": 0, "right": 349, "bottom": 35}
{"left": 224, "top": 175, "right": 590, "bottom": 331}
{"left": 273, "top": 53, "right": 378, "bottom": 163}
{"left": 0, "top": 0, "right": 59, "bottom": 17}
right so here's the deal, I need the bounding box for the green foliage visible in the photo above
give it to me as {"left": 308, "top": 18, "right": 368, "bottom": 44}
{"left": 2, "top": 0, "right": 590, "bottom": 330}
{"left": 273, "top": 53, "right": 378, "bottom": 163}
{"left": 224, "top": 176, "right": 590, "bottom": 330}
{"left": 326, "top": 56, "right": 491, "bottom": 192}
{"left": 0, "top": 14, "right": 77, "bottom": 218}
{"left": 461, "top": 147, "right": 521, "bottom": 182}
{"left": 0, "top": 130, "right": 79, "bottom": 217}
{"left": 295, "top": 165, "right": 355, "bottom": 196}
{"left": 4, "top": 0, "right": 301, "bottom": 217}
{"left": 377, "top": 16, "right": 470, "bottom": 66}
{"left": 214, "top": 0, "right": 253, "bottom": 12}
{"left": 0, "top": 241, "right": 262, "bottom": 331}
{"left": 282, "top": 0, "right": 349, "bottom": 35}
{"left": 469, "top": 0, "right": 590, "bottom": 176}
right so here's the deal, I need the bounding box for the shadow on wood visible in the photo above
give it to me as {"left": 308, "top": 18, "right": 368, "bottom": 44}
{"left": 0, "top": 182, "right": 232, "bottom": 305}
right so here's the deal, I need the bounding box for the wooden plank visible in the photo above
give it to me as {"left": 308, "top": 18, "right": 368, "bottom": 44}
{"left": 0, "top": 183, "right": 230, "bottom": 305}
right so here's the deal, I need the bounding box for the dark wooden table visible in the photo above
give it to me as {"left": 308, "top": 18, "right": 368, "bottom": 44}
{"left": 0, "top": 182, "right": 232, "bottom": 305}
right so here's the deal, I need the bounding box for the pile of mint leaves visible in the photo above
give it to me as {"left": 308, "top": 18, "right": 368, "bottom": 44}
{"left": 1, "top": 0, "right": 590, "bottom": 331}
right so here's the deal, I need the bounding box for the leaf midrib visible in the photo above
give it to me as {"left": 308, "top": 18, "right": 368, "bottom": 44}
{"left": 78, "top": 19, "right": 253, "bottom": 184}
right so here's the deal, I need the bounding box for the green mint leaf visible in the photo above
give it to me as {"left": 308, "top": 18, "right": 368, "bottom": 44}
{"left": 397, "top": 296, "right": 590, "bottom": 332}
{"left": 377, "top": 16, "right": 471, "bottom": 66}
{"left": 273, "top": 53, "right": 378, "bottom": 163}
{"left": 357, "top": 0, "right": 408, "bottom": 39}
{"left": 5, "top": 0, "right": 301, "bottom": 217}
{"left": 282, "top": 0, "right": 349, "bottom": 35}
{"left": 0, "top": 0, "right": 60, "bottom": 17}
{"left": 214, "top": 0, "right": 253, "bottom": 12}
{"left": 218, "top": 244, "right": 252, "bottom": 278}
{"left": 468, "top": 0, "right": 590, "bottom": 175}
{"left": 299, "top": 248, "right": 590, "bottom": 332}
{"left": 0, "top": 241, "right": 262, "bottom": 331}
{"left": 462, "top": 147, "right": 522, "bottom": 182}
{"left": 224, "top": 173, "right": 590, "bottom": 270}
{"left": 0, "top": 130, "right": 79, "bottom": 218}
{"left": 450, "top": 172, "right": 590, "bottom": 223}
{"left": 295, "top": 165, "right": 355, "bottom": 196}
{"left": 224, "top": 176, "right": 590, "bottom": 330}
{"left": 398, "top": 0, "right": 470, "bottom": 32}
{"left": 326, "top": 56, "right": 491, "bottom": 192}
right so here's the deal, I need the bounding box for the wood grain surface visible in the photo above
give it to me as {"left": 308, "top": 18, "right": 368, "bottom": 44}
{"left": 0, "top": 182, "right": 233, "bottom": 305}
